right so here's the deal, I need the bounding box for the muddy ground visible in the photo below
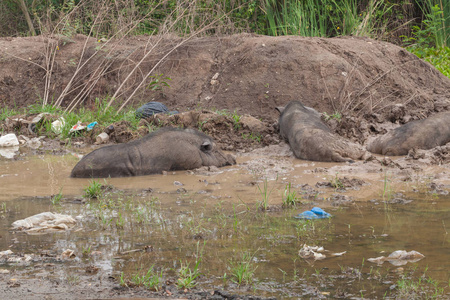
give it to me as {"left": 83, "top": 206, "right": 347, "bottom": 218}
{"left": 0, "top": 34, "right": 450, "bottom": 299}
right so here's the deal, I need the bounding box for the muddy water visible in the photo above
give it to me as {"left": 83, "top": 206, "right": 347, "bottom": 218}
{"left": 1, "top": 152, "right": 450, "bottom": 299}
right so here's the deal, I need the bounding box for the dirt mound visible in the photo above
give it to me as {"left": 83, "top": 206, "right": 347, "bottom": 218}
{"left": 1, "top": 34, "right": 449, "bottom": 122}
{"left": 141, "top": 110, "right": 277, "bottom": 151}
{"left": 1, "top": 34, "right": 450, "bottom": 155}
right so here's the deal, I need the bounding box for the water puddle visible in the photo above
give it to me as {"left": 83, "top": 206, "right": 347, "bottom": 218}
{"left": 0, "top": 151, "right": 449, "bottom": 298}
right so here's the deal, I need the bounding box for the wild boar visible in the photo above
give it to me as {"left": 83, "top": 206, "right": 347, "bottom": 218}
{"left": 277, "top": 101, "right": 369, "bottom": 162}
{"left": 71, "top": 128, "right": 235, "bottom": 178}
{"left": 367, "top": 111, "right": 450, "bottom": 156}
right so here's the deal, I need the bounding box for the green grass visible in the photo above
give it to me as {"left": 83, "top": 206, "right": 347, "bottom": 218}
{"left": 229, "top": 252, "right": 258, "bottom": 286}
{"left": 403, "top": 1, "right": 450, "bottom": 79}
{"left": 120, "top": 266, "right": 162, "bottom": 291}
{"left": 256, "top": 177, "right": 276, "bottom": 211}
{"left": 242, "top": 132, "right": 262, "bottom": 143}
{"left": 282, "top": 182, "right": 299, "bottom": 207}
{"left": 408, "top": 46, "right": 450, "bottom": 78}
{"left": 83, "top": 180, "right": 104, "bottom": 199}
{"left": 177, "top": 260, "right": 201, "bottom": 289}
{"left": 265, "top": 0, "right": 392, "bottom": 38}
{"left": 3, "top": 98, "right": 141, "bottom": 139}
{"left": 50, "top": 188, "right": 64, "bottom": 205}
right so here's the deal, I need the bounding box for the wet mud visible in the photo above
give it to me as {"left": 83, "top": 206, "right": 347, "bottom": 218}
{"left": 1, "top": 33, "right": 450, "bottom": 299}
{"left": 1, "top": 144, "right": 450, "bottom": 299}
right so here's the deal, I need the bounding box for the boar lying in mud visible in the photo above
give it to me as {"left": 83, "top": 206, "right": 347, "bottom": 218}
{"left": 71, "top": 128, "right": 236, "bottom": 178}
{"left": 277, "top": 101, "right": 369, "bottom": 162}
{"left": 367, "top": 111, "right": 450, "bottom": 156}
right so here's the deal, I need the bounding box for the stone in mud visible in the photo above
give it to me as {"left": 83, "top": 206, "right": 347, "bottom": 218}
{"left": 71, "top": 127, "right": 235, "bottom": 178}
{"left": 367, "top": 111, "right": 450, "bottom": 156}
{"left": 277, "top": 101, "right": 369, "bottom": 162}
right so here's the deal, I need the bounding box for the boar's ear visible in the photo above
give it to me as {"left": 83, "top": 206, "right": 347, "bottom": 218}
{"left": 200, "top": 141, "right": 213, "bottom": 152}
{"left": 275, "top": 106, "right": 285, "bottom": 114}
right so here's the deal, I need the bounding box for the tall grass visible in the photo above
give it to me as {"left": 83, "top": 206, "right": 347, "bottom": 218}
{"left": 265, "top": 0, "right": 331, "bottom": 37}
{"left": 265, "top": 0, "right": 393, "bottom": 38}
{"left": 415, "top": 0, "right": 450, "bottom": 48}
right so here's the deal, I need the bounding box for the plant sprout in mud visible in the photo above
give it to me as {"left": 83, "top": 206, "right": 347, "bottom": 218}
{"left": 177, "top": 260, "right": 201, "bottom": 289}
{"left": 323, "top": 111, "right": 342, "bottom": 121}
{"left": 84, "top": 180, "right": 104, "bottom": 199}
{"left": 176, "top": 241, "right": 204, "bottom": 290}
{"left": 229, "top": 252, "right": 258, "bottom": 286}
{"left": 50, "top": 188, "right": 63, "bottom": 205}
{"left": 242, "top": 132, "right": 262, "bottom": 143}
{"left": 256, "top": 177, "right": 277, "bottom": 211}
{"left": 283, "top": 182, "right": 299, "bottom": 207}
{"left": 120, "top": 266, "right": 162, "bottom": 291}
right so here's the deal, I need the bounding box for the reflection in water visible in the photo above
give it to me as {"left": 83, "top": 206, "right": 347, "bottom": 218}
{"left": 0, "top": 190, "right": 449, "bottom": 298}
{"left": 0, "top": 145, "right": 19, "bottom": 159}
{"left": 0, "top": 154, "right": 449, "bottom": 298}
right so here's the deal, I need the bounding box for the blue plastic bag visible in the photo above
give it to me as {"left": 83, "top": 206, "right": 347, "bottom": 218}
{"left": 294, "top": 207, "right": 332, "bottom": 219}
{"left": 136, "top": 102, "right": 178, "bottom": 119}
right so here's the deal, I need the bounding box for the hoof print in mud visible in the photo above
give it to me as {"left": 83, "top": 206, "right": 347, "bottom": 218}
{"left": 71, "top": 127, "right": 235, "bottom": 178}
{"left": 367, "top": 111, "right": 450, "bottom": 156}
{"left": 277, "top": 101, "right": 369, "bottom": 162}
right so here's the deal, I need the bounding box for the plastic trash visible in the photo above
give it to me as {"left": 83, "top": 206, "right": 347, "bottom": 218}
{"left": 69, "top": 121, "right": 97, "bottom": 134}
{"left": 51, "top": 117, "right": 65, "bottom": 134}
{"left": 0, "top": 133, "right": 19, "bottom": 147}
{"left": 0, "top": 145, "right": 19, "bottom": 159}
{"left": 136, "top": 101, "right": 179, "bottom": 119}
{"left": 96, "top": 132, "right": 109, "bottom": 144}
{"left": 104, "top": 124, "right": 115, "bottom": 134}
{"left": 294, "top": 207, "right": 332, "bottom": 219}
{"left": 86, "top": 121, "right": 97, "bottom": 131}
{"left": 368, "top": 250, "right": 425, "bottom": 266}
{"left": 69, "top": 121, "right": 85, "bottom": 133}
{"left": 28, "top": 112, "right": 49, "bottom": 134}
{"left": 12, "top": 212, "right": 77, "bottom": 234}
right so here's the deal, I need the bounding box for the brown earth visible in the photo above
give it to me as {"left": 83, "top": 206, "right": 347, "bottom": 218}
{"left": 1, "top": 32, "right": 450, "bottom": 300}
{"left": 1, "top": 33, "right": 450, "bottom": 169}
{"left": 1, "top": 33, "right": 450, "bottom": 155}
{"left": 1, "top": 33, "right": 450, "bottom": 123}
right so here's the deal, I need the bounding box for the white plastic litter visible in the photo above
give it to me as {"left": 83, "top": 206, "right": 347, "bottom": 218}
{"left": 368, "top": 250, "right": 425, "bottom": 266}
{"left": 95, "top": 132, "right": 109, "bottom": 144}
{"left": 0, "top": 146, "right": 19, "bottom": 159}
{"left": 51, "top": 117, "right": 65, "bottom": 134}
{"left": 12, "top": 212, "right": 77, "bottom": 234}
{"left": 0, "top": 133, "right": 19, "bottom": 147}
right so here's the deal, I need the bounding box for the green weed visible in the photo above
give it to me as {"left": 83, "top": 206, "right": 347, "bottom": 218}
{"left": 132, "top": 266, "right": 162, "bottom": 291}
{"left": 177, "top": 242, "right": 204, "bottom": 290}
{"left": 323, "top": 111, "right": 342, "bottom": 121}
{"left": 283, "top": 182, "right": 299, "bottom": 207}
{"left": 82, "top": 245, "right": 92, "bottom": 256}
{"left": 330, "top": 173, "right": 345, "bottom": 190}
{"left": 120, "top": 266, "right": 162, "bottom": 291}
{"left": 177, "top": 260, "right": 201, "bottom": 289}
{"left": 147, "top": 73, "right": 171, "bottom": 95}
{"left": 50, "top": 188, "right": 64, "bottom": 205}
{"left": 84, "top": 180, "right": 104, "bottom": 199}
{"left": 0, "top": 106, "right": 23, "bottom": 122}
{"left": 115, "top": 211, "right": 125, "bottom": 229}
{"left": 256, "top": 177, "right": 276, "bottom": 211}
{"left": 229, "top": 252, "right": 258, "bottom": 286}
{"left": 231, "top": 110, "right": 241, "bottom": 130}
{"left": 242, "top": 132, "right": 261, "bottom": 143}
{"left": 406, "top": 1, "right": 449, "bottom": 49}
